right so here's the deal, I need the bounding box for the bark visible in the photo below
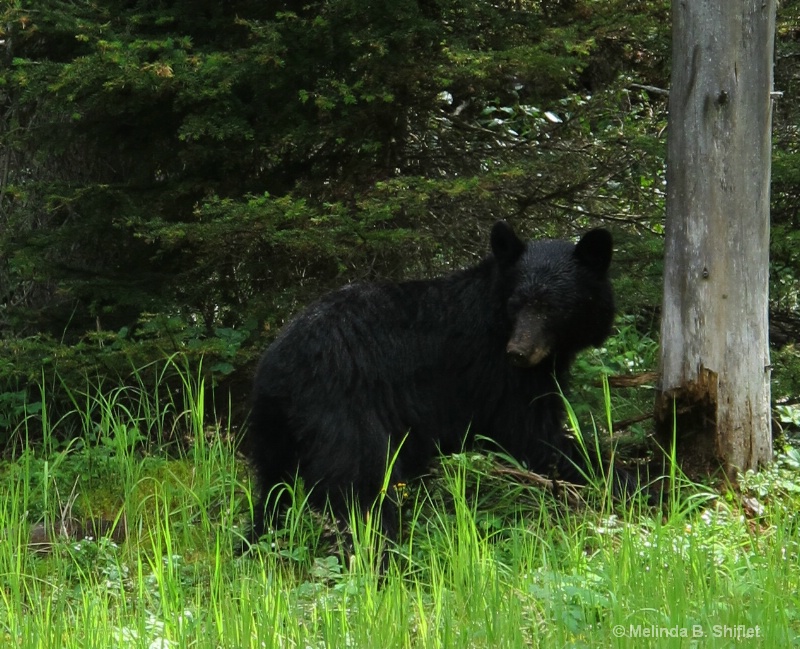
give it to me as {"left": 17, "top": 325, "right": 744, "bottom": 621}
{"left": 656, "top": 0, "right": 775, "bottom": 480}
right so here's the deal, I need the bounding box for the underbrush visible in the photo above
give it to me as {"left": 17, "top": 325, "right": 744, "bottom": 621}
{"left": 0, "top": 362, "right": 797, "bottom": 647}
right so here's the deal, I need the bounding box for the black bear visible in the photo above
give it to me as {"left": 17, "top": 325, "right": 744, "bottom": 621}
{"left": 247, "top": 221, "right": 615, "bottom": 539}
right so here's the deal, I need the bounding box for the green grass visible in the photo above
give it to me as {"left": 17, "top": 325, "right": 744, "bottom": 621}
{"left": 1, "top": 363, "right": 799, "bottom": 648}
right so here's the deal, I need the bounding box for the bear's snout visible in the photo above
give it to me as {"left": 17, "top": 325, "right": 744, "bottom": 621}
{"left": 506, "top": 343, "right": 550, "bottom": 368}
{"left": 506, "top": 307, "right": 551, "bottom": 367}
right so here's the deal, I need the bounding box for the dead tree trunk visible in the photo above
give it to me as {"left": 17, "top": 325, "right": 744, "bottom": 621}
{"left": 656, "top": 0, "right": 776, "bottom": 480}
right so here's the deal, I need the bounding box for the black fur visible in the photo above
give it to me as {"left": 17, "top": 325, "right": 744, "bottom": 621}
{"left": 247, "top": 221, "right": 615, "bottom": 539}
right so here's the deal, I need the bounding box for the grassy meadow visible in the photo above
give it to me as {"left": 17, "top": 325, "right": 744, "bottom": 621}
{"left": 1, "top": 362, "right": 798, "bottom": 648}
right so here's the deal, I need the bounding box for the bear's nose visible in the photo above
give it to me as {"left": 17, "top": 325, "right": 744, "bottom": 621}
{"left": 506, "top": 350, "right": 531, "bottom": 367}
{"left": 506, "top": 343, "right": 550, "bottom": 367}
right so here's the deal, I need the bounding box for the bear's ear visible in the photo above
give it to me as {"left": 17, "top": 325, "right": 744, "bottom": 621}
{"left": 574, "top": 228, "right": 613, "bottom": 275}
{"left": 490, "top": 221, "right": 526, "bottom": 267}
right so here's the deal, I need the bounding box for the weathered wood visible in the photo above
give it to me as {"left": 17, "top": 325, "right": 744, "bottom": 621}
{"left": 656, "top": 0, "right": 775, "bottom": 479}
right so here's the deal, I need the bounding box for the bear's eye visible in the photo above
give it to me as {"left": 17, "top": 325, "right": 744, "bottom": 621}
{"left": 507, "top": 296, "right": 525, "bottom": 313}
{"left": 507, "top": 296, "right": 548, "bottom": 319}
{"left": 521, "top": 295, "right": 546, "bottom": 311}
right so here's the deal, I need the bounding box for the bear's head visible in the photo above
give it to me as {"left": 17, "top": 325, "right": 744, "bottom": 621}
{"left": 490, "top": 221, "right": 614, "bottom": 368}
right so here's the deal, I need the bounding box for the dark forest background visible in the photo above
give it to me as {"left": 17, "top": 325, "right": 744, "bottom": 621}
{"left": 1, "top": 0, "right": 799, "bottom": 442}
